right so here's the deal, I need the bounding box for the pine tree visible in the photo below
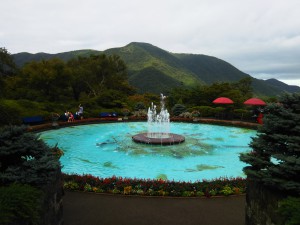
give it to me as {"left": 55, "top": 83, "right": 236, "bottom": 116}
{"left": 0, "top": 125, "right": 61, "bottom": 187}
{"left": 240, "top": 93, "right": 300, "bottom": 195}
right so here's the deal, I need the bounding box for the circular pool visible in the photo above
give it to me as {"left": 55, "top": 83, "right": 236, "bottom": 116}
{"left": 39, "top": 122, "right": 256, "bottom": 182}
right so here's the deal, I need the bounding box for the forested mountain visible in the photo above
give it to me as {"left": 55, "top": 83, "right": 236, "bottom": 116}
{"left": 12, "top": 42, "right": 300, "bottom": 96}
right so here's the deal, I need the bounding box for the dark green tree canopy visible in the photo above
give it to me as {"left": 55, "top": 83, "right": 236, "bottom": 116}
{"left": 240, "top": 93, "right": 300, "bottom": 195}
{"left": 0, "top": 126, "right": 61, "bottom": 187}
{"left": 0, "top": 47, "right": 17, "bottom": 77}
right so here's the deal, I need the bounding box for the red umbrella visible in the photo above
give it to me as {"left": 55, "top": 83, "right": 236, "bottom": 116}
{"left": 244, "top": 98, "right": 266, "bottom": 106}
{"left": 213, "top": 97, "right": 234, "bottom": 104}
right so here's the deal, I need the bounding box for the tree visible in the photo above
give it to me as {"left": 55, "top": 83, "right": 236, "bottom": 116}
{"left": 66, "top": 57, "right": 90, "bottom": 101}
{"left": 0, "top": 47, "right": 17, "bottom": 77}
{"left": 67, "top": 54, "right": 135, "bottom": 100}
{"left": 240, "top": 92, "right": 300, "bottom": 195}
{"left": 0, "top": 47, "right": 17, "bottom": 97}
{"left": 17, "top": 58, "right": 70, "bottom": 101}
{"left": 0, "top": 125, "right": 61, "bottom": 187}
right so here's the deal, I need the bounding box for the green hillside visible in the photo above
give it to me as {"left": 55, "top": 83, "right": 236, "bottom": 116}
{"left": 129, "top": 66, "right": 182, "bottom": 94}
{"left": 12, "top": 42, "right": 299, "bottom": 96}
{"left": 104, "top": 42, "right": 204, "bottom": 92}
{"left": 174, "top": 53, "right": 249, "bottom": 84}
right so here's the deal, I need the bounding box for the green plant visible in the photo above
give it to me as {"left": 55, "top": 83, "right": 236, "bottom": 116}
{"left": 220, "top": 185, "right": 233, "bottom": 196}
{"left": 134, "top": 102, "right": 146, "bottom": 111}
{"left": 277, "top": 197, "right": 300, "bottom": 225}
{"left": 172, "top": 104, "right": 186, "bottom": 116}
{"left": 111, "top": 188, "right": 120, "bottom": 194}
{"left": 182, "top": 191, "right": 194, "bottom": 197}
{"left": 0, "top": 183, "right": 43, "bottom": 225}
{"left": 0, "top": 125, "right": 61, "bottom": 187}
{"left": 240, "top": 93, "right": 300, "bottom": 194}
{"left": 84, "top": 183, "right": 92, "bottom": 192}
{"left": 0, "top": 100, "right": 22, "bottom": 126}
{"left": 209, "top": 189, "right": 217, "bottom": 196}
{"left": 63, "top": 181, "right": 79, "bottom": 190}
{"left": 63, "top": 174, "right": 247, "bottom": 197}
{"left": 190, "top": 106, "right": 217, "bottom": 117}
{"left": 196, "top": 191, "right": 205, "bottom": 197}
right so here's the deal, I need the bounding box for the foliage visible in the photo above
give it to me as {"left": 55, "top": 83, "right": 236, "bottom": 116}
{"left": 0, "top": 183, "right": 43, "bottom": 225}
{"left": 172, "top": 104, "right": 186, "bottom": 116}
{"left": 134, "top": 102, "right": 146, "bottom": 111}
{"left": 240, "top": 93, "right": 300, "bottom": 194}
{"left": 233, "top": 109, "right": 252, "bottom": 120}
{"left": 0, "top": 125, "right": 61, "bottom": 187}
{"left": 179, "top": 112, "right": 193, "bottom": 118}
{"left": 5, "top": 54, "right": 135, "bottom": 104}
{"left": 11, "top": 42, "right": 298, "bottom": 96}
{"left": 63, "top": 174, "right": 246, "bottom": 197}
{"left": 277, "top": 197, "right": 300, "bottom": 225}
{"left": 167, "top": 79, "right": 253, "bottom": 109}
{"left": 0, "top": 47, "right": 17, "bottom": 97}
{"left": 0, "top": 100, "right": 22, "bottom": 126}
{"left": 194, "top": 106, "right": 216, "bottom": 117}
{"left": 0, "top": 47, "right": 17, "bottom": 77}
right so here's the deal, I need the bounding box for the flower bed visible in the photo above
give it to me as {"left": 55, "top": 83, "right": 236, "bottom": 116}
{"left": 63, "top": 174, "right": 246, "bottom": 197}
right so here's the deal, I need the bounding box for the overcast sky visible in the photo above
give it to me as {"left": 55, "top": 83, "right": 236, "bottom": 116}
{"left": 1, "top": 0, "right": 300, "bottom": 86}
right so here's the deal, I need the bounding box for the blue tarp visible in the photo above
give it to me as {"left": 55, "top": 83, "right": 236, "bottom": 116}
{"left": 99, "top": 112, "right": 118, "bottom": 117}
{"left": 22, "top": 116, "right": 44, "bottom": 124}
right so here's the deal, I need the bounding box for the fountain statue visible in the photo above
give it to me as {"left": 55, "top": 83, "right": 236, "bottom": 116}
{"left": 132, "top": 93, "right": 185, "bottom": 145}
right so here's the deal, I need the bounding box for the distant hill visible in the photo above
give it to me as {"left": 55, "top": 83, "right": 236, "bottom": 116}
{"left": 12, "top": 42, "right": 300, "bottom": 96}
{"left": 264, "top": 78, "right": 300, "bottom": 93}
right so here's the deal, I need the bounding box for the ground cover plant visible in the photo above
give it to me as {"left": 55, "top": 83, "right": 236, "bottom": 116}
{"left": 63, "top": 173, "right": 246, "bottom": 197}
{"left": 0, "top": 125, "right": 62, "bottom": 225}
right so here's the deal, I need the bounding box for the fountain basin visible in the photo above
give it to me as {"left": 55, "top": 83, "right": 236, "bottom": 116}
{"left": 132, "top": 133, "right": 185, "bottom": 145}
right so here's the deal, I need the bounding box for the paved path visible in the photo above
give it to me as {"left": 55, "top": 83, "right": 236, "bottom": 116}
{"left": 63, "top": 191, "right": 245, "bottom": 225}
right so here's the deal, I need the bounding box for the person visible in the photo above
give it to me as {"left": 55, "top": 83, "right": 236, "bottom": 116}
{"left": 77, "top": 104, "right": 84, "bottom": 120}
{"left": 68, "top": 112, "right": 74, "bottom": 122}
{"left": 64, "top": 111, "right": 69, "bottom": 121}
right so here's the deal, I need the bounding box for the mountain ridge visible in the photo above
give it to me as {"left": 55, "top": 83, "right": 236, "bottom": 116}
{"left": 12, "top": 42, "right": 300, "bottom": 96}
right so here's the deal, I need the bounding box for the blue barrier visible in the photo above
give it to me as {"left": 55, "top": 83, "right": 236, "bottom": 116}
{"left": 99, "top": 112, "right": 118, "bottom": 117}
{"left": 22, "top": 116, "right": 44, "bottom": 124}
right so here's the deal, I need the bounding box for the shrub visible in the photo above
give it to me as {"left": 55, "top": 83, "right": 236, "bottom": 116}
{"left": 63, "top": 174, "right": 246, "bottom": 197}
{"left": 134, "top": 102, "right": 146, "bottom": 111}
{"left": 0, "top": 125, "right": 61, "bottom": 187}
{"left": 0, "top": 100, "right": 22, "bottom": 126}
{"left": 233, "top": 109, "right": 251, "bottom": 120}
{"left": 0, "top": 183, "right": 43, "bottom": 225}
{"left": 179, "top": 112, "right": 193, "bottom": 118}
{"left": 277, "top": 197, "right": 300, "bottom": 225}
{"left": 172, "top": 104, "right": 186, "bottom": 116}
{"left": 220, "top": 185, "right": 234, "bottom": 196}
{"left": 240, "top": 93, "right": 300, "bottom": 194}
{"left": 193, "top": 106, "right": 216, "bottom": 117}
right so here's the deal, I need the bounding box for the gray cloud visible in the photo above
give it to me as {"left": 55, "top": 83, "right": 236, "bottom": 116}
{"left": 1, "top": 0, "right": 300, "bottom": 85}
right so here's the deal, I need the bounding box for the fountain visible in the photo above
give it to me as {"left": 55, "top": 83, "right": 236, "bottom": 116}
{"left": 132, "top": 94, "right": 185, "bottom": 145}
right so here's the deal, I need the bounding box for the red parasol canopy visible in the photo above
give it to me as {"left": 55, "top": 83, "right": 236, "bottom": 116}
{"left": 244, "top": 98, "right": 266, "bottom": 106}
{"left": 213, "top": 97, "right": 234, "bottom": 104}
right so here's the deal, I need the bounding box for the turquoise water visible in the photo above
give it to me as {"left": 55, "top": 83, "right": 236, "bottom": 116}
{"left": 39, "top": 122, "right": 256, "bottom": 182}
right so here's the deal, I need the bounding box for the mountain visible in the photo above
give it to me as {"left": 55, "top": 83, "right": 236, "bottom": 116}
{"left": 12, "top": 42, "right": 300, "bottom": 96}
{"left": 264, "top": 78, "right": 300, "bottom": 93}
{"left": 104, "top": 42, "right": 204, "bottom": 92}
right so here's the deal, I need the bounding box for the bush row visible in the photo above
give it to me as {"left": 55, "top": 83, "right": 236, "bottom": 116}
{"left": 63, "top": 174, "right": 246, "bottom": 197}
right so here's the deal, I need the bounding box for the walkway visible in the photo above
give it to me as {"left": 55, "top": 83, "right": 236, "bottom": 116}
{"left": 63, "top": 191, "right": 245, "bottom": 225}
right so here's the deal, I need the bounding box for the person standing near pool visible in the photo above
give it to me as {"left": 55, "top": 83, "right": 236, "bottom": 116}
{"left": 78, "top": 104, "right": 83, "bottom": 119}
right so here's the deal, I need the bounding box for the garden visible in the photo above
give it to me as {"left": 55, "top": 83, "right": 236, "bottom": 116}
{"left": 63, "top": 174, "right": 246, "bottom": 197}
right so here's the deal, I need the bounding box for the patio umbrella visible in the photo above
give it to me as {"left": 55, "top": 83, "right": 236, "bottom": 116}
{"left": 244, "top": 98, "right": 266, "bottom": 106}
{"left": 213, "top": 97, "right": 234, "bottom": 104}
